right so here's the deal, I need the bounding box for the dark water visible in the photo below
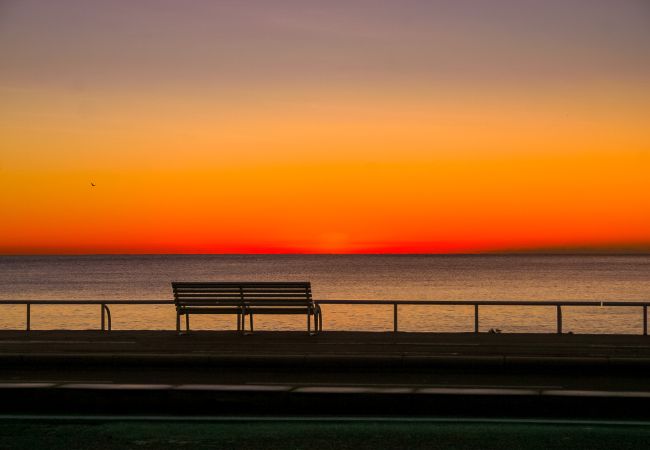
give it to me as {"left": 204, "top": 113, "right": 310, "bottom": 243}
{"left": 0, "top": 255, "right": 648, "bottom": 333}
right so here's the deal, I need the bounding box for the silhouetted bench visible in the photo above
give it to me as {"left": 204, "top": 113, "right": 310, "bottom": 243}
{"left": 172, "top": 281, "right": 321, "bottom": 335}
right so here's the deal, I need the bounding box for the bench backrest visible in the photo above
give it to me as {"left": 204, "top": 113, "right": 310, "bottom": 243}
{"left": 172, "top": 282, "right": 313, "bottom": 307}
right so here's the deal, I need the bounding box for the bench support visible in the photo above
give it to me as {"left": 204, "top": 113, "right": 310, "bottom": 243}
{"left": 393, "top": 304, "right": 398, "bottom": 332}
{"left": 100, "top": 304, "right": 112, "bottom": 331}
{"left": 176, "top": 311, "right": 190, "bottom": 335}
{"left": 244, "top": 309, "right": 321, "bottom": 336}
{"left": 178, "top": 310, "right": 246, "bottom": 335}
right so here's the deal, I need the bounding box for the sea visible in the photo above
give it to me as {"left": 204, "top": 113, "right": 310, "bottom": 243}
{"left": 0, "top": 255, "right": 649, "bottom": 334}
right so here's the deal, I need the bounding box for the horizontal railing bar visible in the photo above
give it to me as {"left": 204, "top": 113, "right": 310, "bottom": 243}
{"left": 0, "top": 300, "right": 174, "bottom": 305}
{"left": 315, "top": 300, "right": 650, "bottom": 306}
{"left": 2, "top": 300, "right": 650, "bottom": 306}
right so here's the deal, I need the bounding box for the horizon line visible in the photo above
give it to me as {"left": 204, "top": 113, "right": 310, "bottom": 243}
{"left": 2, "top": 251, "right": 650, "bottom": 257}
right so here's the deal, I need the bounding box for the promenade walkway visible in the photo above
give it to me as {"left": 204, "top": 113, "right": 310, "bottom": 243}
{"left": 3, "top": 330, "right": 650, "bottom": 419}
{"left": 2, "top": 330, "right": 650, "bottom": 362}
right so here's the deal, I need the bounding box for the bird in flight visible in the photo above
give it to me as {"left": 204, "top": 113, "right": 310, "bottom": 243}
{"left": 90, "top": 182, "right": 96, "bottom": 187}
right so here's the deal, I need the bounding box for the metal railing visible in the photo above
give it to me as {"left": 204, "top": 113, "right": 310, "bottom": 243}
{"left": 316, "top": 300, "right": 650, "bottom": 335}
{"left": 0, "top": 300, "right": 173, "bottom": 331}
{"left": 0, "top": 299, "right": 649, "bottom": 335}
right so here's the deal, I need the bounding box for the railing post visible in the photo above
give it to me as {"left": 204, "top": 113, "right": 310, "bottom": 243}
{"left": 644, "top": 305, "right": 647, "bottom": 336}
{"left": 393, "top": 304, "right": 398, "bottom": 332}
{"left": 26, "top": 304, "right": 31, "bottom": 331}
{"left": 101, "top": 303, "right": 105, "bottom": 331}
{"left": 105, "top": 305, "right": 112, "bottom": 331}
{"left": 556, "top": 305, "right": 562, "bottom": 334}
{"left": 474, "top": 304, "right": 479, "bottom": 333}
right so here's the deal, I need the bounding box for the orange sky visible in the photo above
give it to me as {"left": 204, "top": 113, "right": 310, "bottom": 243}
{"left": 1, "top": 1, "right": 649, "bottom": 254}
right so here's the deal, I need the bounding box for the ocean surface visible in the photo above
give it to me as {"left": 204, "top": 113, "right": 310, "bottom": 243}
{"left": 0, "top": 255, "right": 649, "bottom": 334}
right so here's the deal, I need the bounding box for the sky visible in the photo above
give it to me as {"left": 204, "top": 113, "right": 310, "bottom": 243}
{"left": 1, "top": 0, "right": 649, "bottom": 254}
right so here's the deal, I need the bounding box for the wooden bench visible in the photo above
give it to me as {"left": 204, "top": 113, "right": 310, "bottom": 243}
{"left": 172, "top": 281, "right": 322, "bottom": 335}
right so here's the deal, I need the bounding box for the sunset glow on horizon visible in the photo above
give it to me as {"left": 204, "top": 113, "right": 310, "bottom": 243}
{"left": 1, "top": 0, "right": 649, "bottom": 254}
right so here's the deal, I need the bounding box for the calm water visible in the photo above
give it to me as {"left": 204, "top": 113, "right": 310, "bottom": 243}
{"left": 0, "top": 255, "right": 649, "bottom": 333}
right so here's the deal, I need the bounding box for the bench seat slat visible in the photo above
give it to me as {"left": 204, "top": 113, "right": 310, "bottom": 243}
{"left": 174, "top": 286, "right": 310, "bottom": 289}
{"left": 180, "top": 307, "right": 242, "bottom": 314}
{"left": 172, "top": 281, "right": 309, "bottom": 288}
{"left": 246, "top": 308, "right": 313, "bottom": 314}
{"left": 176, "top": 300, "right": 309, "bottom": 304}
{"left": 178, "top": 302, "right": 243, "bottom": 306}
{"left": 244, "top": 301, "right": 312, "bottom": 306}
{"left": 175, "top": 293, "right": 310, "bottom": 298}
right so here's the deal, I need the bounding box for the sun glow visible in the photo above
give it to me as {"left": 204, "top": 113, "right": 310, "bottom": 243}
{"left": 1, "top": 1, "right": 649, "bottom": 254}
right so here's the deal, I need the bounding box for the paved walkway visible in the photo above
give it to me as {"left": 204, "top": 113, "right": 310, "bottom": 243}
{"left": 3, "top": 331, "right": 650, "bottom": 418}
{"left": 1, "top": 330, "right": 650, "bottom": 360}
{"left": 2, "top": 330, "right": 650, "bottom": 379}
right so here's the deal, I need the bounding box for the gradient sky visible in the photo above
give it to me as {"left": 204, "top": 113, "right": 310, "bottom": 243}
{"left": 1, "top": 0, "right": 649, "bottom": 254}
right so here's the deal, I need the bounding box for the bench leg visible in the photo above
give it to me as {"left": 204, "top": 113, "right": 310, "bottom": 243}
{"left": 318, "top": 308, "right": 323, "bottom": 333}
{"left": 236, "top": 312, "right": 241, "bottom": 331}
{"left": 177, "top": 312, "right": 189, "bottom": 336}
{"left": 249, "top": 313, "right": 254, "bottom": 333}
